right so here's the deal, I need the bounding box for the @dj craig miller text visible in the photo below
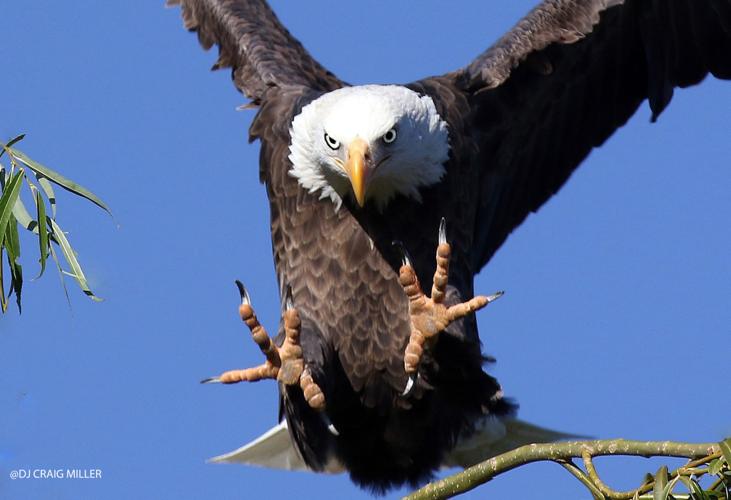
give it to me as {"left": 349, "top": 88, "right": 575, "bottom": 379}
{"left": 9, "top": 469, "right": 102, "bottom": 480}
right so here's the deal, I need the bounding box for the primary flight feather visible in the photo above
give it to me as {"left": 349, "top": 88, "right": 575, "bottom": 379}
{"left": 171, "top": 0, "right": 731, "bottom": 492}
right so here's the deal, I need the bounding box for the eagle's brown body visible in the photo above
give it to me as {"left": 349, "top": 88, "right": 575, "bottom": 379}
{"left": 250, "top": 85, "right": 509, "bottom": 488}
{"left": 172, "top": 0, "right": 731, "bottom": 490}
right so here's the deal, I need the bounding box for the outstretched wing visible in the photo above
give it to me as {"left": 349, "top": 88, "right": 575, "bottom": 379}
{"left": 168, "top": 0, "right": 343, "bottom": 105}
{"left": 430, "top": 0, "right": 731, "bottom": 271}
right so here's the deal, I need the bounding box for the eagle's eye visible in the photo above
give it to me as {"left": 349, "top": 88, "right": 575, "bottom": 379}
{"left": 382, "top": 128, "right": 397, "bottom": 144}
{"left": 324, "top": 132, "right": 340, "bottom": 150}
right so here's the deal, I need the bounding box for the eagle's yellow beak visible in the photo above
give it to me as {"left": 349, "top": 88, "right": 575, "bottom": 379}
{"left": 344, "top": 137, "right": 370, "bottom": 207}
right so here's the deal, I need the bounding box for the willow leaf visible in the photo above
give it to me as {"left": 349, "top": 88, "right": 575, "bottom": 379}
{"left": 12, "top": 195, "right": 39, "bottom": 234}
{"left": 678, "top": 476, "right": 708, "bottom": 500}
{"left": 0, "top": 171, "right": 24, "bottom": 243}
{"left": 720, "top": 439, "right": 731, "bottom": 467}
{"left": 654, "top": 466, "right": 669, "bottom": 500}
{"left": 32, "top": 186, "right": 48, "bottom": 279}
{"left": 0, "top": 245, "right": 6, "bottom": 313}
{"left": 9, "top": 147, "right": 110, "bottom": 216}
{"left": 708, "top": 459, "right": 723, "bottom": 476}
{"left": 48, "top": 218, "right": 102, "bottom": 302}
{"left": 4, "top": 214, "right": 23, "bottom": 312}
{"left": 48, "top": 244, "right": 72, "bottom": 310}
{"left": 6, "top": 135, "right": 26, "bottom": 148}
{"left": 34, "top": 173, "right": 57, "bottom": 217}
{"left": 0, "top": 135, "right": 26, "bottom": 158}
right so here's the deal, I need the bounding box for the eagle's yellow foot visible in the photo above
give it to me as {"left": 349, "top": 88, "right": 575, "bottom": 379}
{"left": 201, "top": 281, "right": 326, "bottom": 413}
{"left": 396, "top": 218, "right": 503, "bottom": 395}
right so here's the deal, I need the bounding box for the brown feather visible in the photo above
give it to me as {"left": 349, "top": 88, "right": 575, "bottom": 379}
{"left": 167, "top": 0, "right": 342, "bottom": 102}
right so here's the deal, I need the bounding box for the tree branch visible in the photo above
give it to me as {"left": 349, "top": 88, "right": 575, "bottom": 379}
{"left": 555, "top": 459, "right": 605, "bottom": 500}
{"left": 402, "top": 440, "right": 720, "bottom": 500}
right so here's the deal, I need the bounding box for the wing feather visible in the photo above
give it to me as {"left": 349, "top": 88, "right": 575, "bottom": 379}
{"left": 168, "top": 0, "right": 343, "bottom": 104}
{"left": 421, "top": 0, "right": 731, "bottom": 271}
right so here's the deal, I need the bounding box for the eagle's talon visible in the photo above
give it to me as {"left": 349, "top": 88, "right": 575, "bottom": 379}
{"left": 392, "top": 240, "right": 414, "bottom": 268}
{"left": 438, "top": 217, "right": 447, "bottom": 245}
{"left": 401, "top": 373, "right": 417, "bottom": 396}
{"left": 203, "top": 282, "right": 327, "bottom": 412}
{"left": 322, "top": 414, "right": 340, "bottom": 436}
{"left": 399, "top": 220, "right": 500, "bottom": 381}
{"left": 236, "top": 279, "right": 251, "bottom": 306}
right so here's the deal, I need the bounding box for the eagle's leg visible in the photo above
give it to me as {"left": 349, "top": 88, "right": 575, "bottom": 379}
{"left": 397, "top": 218, "right": 503, "bottom": 394}
{"left": 201, "top": 282, "right": 326, "bottom": 412}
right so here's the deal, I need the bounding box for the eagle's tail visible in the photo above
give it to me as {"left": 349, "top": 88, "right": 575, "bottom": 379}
{"left": 207, "top": 417, "right": 578, "bottom": 473}
{"left": 442, "top": 417, "right": 583, "bottom": 469}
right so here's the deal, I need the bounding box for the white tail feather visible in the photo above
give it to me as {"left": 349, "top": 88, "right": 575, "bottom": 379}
{"left": 208, "top": 420, "right": 344, "bottom": 473}
{"left": 208, "top": 417, "right": 577, "bottom": 473}
{"left": 443, "top": 417, "right": 581, "bottom": 469}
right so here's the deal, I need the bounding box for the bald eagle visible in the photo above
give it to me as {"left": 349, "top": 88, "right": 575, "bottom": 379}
{"left": 171, "top": 0, "right": 731, "bottom": 492}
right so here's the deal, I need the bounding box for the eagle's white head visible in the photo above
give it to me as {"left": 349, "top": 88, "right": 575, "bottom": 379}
{"left": 288, "top": 85, "right": 449, "bottom": 211}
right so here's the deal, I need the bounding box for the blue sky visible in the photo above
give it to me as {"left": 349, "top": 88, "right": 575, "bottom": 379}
{"left": 1, "top": 1, "right": 729, "bottom": 499}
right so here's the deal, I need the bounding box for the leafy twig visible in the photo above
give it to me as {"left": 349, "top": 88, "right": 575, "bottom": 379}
{"left": 0, "top": 135, "right": 110, "bottom": 313}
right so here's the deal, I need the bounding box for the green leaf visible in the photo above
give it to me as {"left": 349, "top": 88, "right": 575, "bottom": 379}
{"left": 678, "top": 476, "right": 709, "bottom": 500}
{"left": 6, "top": 215, "right": 21, "bottom": 263}
{"left": 8, "top": 147, "right": 111, "bottom": 216}
{"left": 48, "top": 244, "right": 71, "bottom": 309}
{"left": 5, "top": 134, "right": 25, "bottom": 149}
{"left": 654, "top": 466, "right": 669, "bottom": 500}
{"left": 12, "top": 195, "right": 39, "bottom": 234}
{"left": 0, "top": 171, "right": 24, "bottom": 244}
{"left": 34, "top": 187, "right": 48, "bottom": 279}
{"left": 720, "top": 439, "right": 731, "bottom": 467}
{"left": 35, "top": 173, "right": 56, "bottom": 218}
{"left": 0, "top": 245, "right": 6, "bottom": 313}
{"left": 48, "top": 218, "right": 102, "bottom": 302}
{"left": 0, "top": 135, "right": 25, "bottom": 158}
{"left": 708, "top": 459, "right": 723, "bottom": 476}
{"left": 4, "top": 214, "right": 23, "bottom": 313}
{"left": 688, "top": 479, "right": 709, "bottom": 500}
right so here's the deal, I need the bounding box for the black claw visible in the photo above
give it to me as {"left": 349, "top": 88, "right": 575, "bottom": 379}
{"left": 200, "top": 377, "right": 221, "bottom": 384}
{"left": 391, "top": 240, "right": 414, "bottom": 268}
{"left": 322, "top": 415, "right": 340, "bottom": 436}
{"left": 235, "top": 280, "right": 251, "bottom": 306}
{"left": 284, "top": 285, "right": 294, "bottom": 311}
{"left": 401, "top": 373, "right": 417, "bottom": 396}
{"left": 438, "top": 217, "right": 447, "bottom": 245}
{"left": 486, "top": 291, "right": 505, "bottom": 303}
